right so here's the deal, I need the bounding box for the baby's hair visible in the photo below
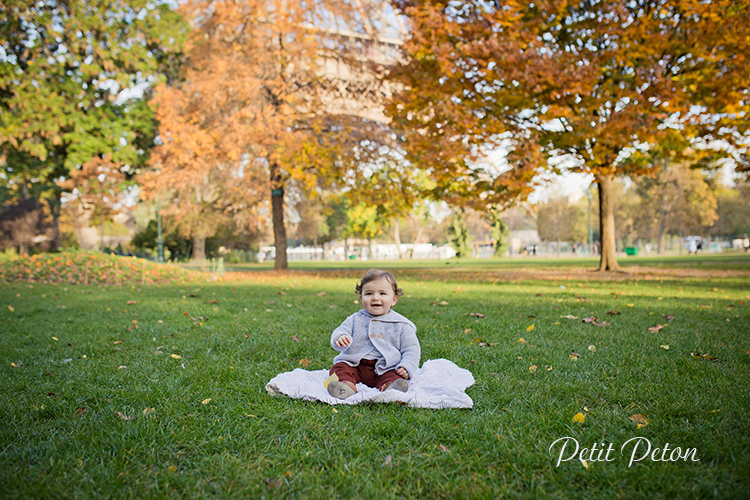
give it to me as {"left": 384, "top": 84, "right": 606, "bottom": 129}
{"left": 355, "top": 269, "right": 404, "bottom": 298}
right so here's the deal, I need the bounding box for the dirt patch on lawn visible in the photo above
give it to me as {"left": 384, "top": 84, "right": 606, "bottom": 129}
{"left": 223, "top": 265, "right": 750, "bottom": 283}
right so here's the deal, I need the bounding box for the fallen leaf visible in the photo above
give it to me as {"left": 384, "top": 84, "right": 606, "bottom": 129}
{"left": 607, "top": 310, "right": 621, "bottom": 315}
{"left": 116, "top": 411, "right": 136, "bottom": 421}
{"left": 439, "top": 444, "right": 450, "bottom": 453}
{"left": 561, "top": 315, "right": 578, "bottom": 320}
{"left": 626, "top": 303, "right": 635, "bottom": 307}
{"left": 383, "top": 455, "right": 393, "bottom": 468}
{"left": 127, "top": 300, "right": 136, "bottom": 305}
{"left": 168, "top": 465, "right": 178, "bottom": 473}
{"left": 76, "top": 407, "right": 88, "bottom": 416}
{"left": 279, "top": 291, "right": 286, "bottom": 295}
{"left": 8, "top": 306, "right": 14, "bottom": 312}
{"left": 573, "top": 412, "right": 585, "bottom": 423}
{"left": 291, "top": 335, "right": 301, "bottom": 342}
{"left": 299, "top": 358, "right": 310, "bottom": 368}
{"left": 570, "top": 350, "right": 581, "bottom": 358}
{"left": 207, "top": 299, "right": 219, "bottom": 304}
{"left": 529, "top": 365, "right": 538, "bottom": 373}
{"left": 170, "top": 354, "right": 181, "bottom": 359}
{"left": 660, "top": 345, "right": 670, "bottom": 350}
{"left": 517, "top": 338, "right": 527, "bottom": 344}
{"left": 118, "top": 365, "right": 127, "bottom": 369}
{"left": 202, "top": 398, "right": 212, "bottom": 405}
{"left": 546, "top": 365, "right": 553, "bottom": 371}
{"left": 580, "top": 459, "right": 590, "bottom": 469}
{"left": 143, "top": 408, "right": 155, "bottom": 415}
{"left": 469, "top": 312, "right": 485, "bottom": 318}
{"left": 582, "top": 317, "right": 597, "bottom": 324}
{"left": 588, "top": 345, "right": 596, "bottom": 352}
{"left": 52, "top": 336, "right": 58, "bottom": 341}
{"left": 691, "top": 352, "right": 718, "bottom": 361}
{"left": 317, "top": 292, "right": 327, "bottom": 296}
{"left": 526, "top": 325, "right": 535, "bottom": 332}
{"left": 323, "top": 372, "right": 339, "bottom": 390}
{"left": 648, "top": 324, "right": 667, "bottom": 333}
{"left": 629, "top": 413, "right": 648, "bottom": 424}
{"left": 665, "top": 314, "right": 675, "bottom": 320}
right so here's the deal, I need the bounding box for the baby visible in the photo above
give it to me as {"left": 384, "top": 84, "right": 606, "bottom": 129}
{"left": 326, "top": 269, "right": 421, "bottom": 399}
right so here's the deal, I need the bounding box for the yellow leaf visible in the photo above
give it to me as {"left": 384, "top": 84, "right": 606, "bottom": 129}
{"left": 11, "top": 362, "right": 16, "bottom": 367}
{"left": 627, "top": 303, "right": 635, "bottom": 307}
{"left": 660, "top": 345, "right": 670, "bottom": 350}
{"left": 8, "top": 306, "right": 14, "bottom": 312}
{"left": 573, "top": 412, "right": 586, "bottom": 423}
{"left": 299, "top": 358, "right": 310, "bottom": 368}
{"left": 588, "top": 345, "right": 596, "bottom": 352}
{"left": 546, "top": 365, "right": 553, "bottom": 371}
{"left": 323, "top": 372, "right": 339, "bottom": 390}
{"left": 332, "top": 408, "right": 338, "bottom": 413}
{"left": 168, "top": 465, "right": 177, "bottom": 473}
{"left": 202, "top": 398, "right": 211, "bottom": 405}
{"left": 170, "top": 354, "right": 181, "bottom": 359}
{"left": 52, "top": 337, "right": 58, "bottom": 341}
{"left": 518, "top": 338, "right": 526, "bottom": 344}
{"left": 580, "top": 459, "right": 590, "bottom": 469}
{"left": 529, "top": 365, "right": 537, "bottom": 373}
{"left": 526, "top": 325, "right": 534, "bottom": 332}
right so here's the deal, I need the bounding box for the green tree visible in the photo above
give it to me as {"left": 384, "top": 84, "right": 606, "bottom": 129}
{"left": 0, "top": 0, "right": 187, "bottom": 247}
{"left": 489, "top": 207, "right": 510, "bottom": 258}
{"left": 448, "top": 208, "right": 472, "bottom": 258}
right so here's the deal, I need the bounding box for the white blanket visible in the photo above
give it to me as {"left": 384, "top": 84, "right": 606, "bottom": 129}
{"left": 265, "top": 358, "right": 475, "bottom": 409}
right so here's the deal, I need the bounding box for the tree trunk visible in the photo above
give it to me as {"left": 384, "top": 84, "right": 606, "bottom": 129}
{"left": 47, "top": 196, "right": 62, "bottom": 250}
{"left": 192, "top": 232, "right": 206, "bottom": 261}
{"left": 270, "top": 162, "right": 288, "bottom": 270}
{"left": 596, "top": 173, "right": 621, "bottom": 271}
{"left": 392, "top": 218, "right": 404, "bottom": 259}
{"left": 407, "top": 222, "right": 426, "bottom": 259}
{"left": 657, "top": 206, "right": 668, "bottom": 254}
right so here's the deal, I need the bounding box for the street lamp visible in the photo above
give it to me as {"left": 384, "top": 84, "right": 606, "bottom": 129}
{"left": 157, "top": 200, "right": 165, "bottom": 263}
{"left": 587, "top": 187, "right": 592, "bottom": 256}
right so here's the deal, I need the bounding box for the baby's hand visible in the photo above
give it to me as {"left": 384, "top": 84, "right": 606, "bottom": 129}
{"left": 335, "top": 335, "right": 352, "bottom": 347}
{"left": 396, "top": 367, "right": 409, "bottom": 379}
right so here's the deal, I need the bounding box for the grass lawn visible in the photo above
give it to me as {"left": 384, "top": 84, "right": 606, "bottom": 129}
{"left": 1, "top": 255, "right": 749, "bottom": 498}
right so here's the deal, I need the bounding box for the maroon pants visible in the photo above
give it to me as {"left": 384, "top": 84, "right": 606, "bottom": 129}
{"left": 330, "top": 359, "right": 404, "bottom": 391}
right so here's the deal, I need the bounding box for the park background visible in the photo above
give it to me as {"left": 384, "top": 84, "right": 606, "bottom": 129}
{"left": 2, "top": 0, "right": 750, "bottom": 498}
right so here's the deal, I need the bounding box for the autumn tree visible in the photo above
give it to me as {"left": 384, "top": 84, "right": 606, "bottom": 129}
{"left": 390, "top": 0, "right": 750, "bottom": 271}
{"left": 630, "top": 161, "right": 717, "bottom": 251}
{"left": 59, "top": 157, "right": 127, "bottom": 252}
{"left": 146, "top": 0, "right": 399, "bottom": 269}
{"left": 536, "top": 197, "right": 586, "bottom": 256}
{"left": 0, "top": 0, "right": 187, "bottom": 247}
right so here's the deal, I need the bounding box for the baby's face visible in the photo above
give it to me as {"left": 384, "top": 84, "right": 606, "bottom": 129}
{"left": 360, "top": 277, "right": 398, "bottom": 316}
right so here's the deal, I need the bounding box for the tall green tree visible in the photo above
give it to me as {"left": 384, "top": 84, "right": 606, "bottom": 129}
{"left": 390, "top": 0, "right": 750, "bottom": 271}
{"left": 0, "top": 0, "right": 187, "bottom": 246}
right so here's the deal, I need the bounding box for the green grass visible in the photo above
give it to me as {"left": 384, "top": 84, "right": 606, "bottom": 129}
{"left": 1, "top": 261, "right": 749, "bottom": 499}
